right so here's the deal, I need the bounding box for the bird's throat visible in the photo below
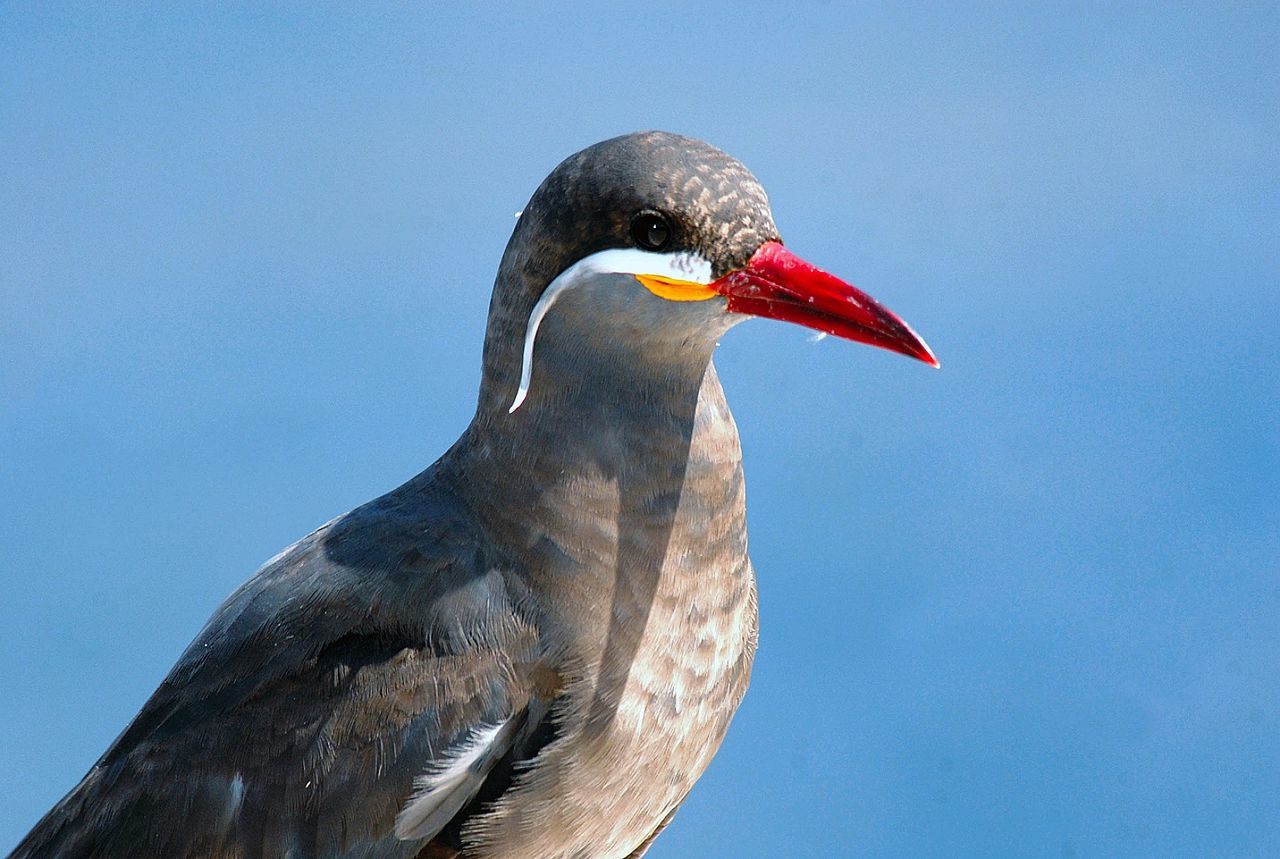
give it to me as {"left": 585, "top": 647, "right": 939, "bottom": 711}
{"left": 450, "top": 358, "right": 743, "bottom": 568}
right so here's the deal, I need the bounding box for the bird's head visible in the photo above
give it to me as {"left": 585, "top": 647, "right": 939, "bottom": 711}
{"left": 477, "top": 131, "right": 937, "bottom": 417}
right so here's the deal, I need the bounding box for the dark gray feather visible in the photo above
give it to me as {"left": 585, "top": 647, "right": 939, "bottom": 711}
{"left": 12, "top": 467, "right": 552, "bottom": 859}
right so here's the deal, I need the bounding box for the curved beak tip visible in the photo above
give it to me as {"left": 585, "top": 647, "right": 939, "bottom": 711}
{"left": 912, "top": 334, "right": 942, "bottom": 369}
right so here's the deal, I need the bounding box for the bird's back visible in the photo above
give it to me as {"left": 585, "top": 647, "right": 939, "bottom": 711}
{"left": 11, "top": 466, "right": 546, "bottom": 859}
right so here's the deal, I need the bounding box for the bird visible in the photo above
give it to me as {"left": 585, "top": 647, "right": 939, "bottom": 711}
{"left": 10, "top": 131, "right": 936, "bottom": 859}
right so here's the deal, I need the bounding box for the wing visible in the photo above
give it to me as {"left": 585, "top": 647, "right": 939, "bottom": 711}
{"left": 12, "top": 474, "right": 555, "bottom": 859}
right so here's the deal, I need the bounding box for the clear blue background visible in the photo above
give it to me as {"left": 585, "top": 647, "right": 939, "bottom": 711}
{"left": 2, "top": 4, "right": 1276, "bottom": 856}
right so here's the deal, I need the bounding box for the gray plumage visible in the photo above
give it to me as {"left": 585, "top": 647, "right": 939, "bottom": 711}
{"left": 12, "top": 132, "right": 778, "bottom": 859}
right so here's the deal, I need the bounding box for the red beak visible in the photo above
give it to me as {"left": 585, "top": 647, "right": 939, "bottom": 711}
{"left": 711, "top": 241, "right": 939, "bottom": 367}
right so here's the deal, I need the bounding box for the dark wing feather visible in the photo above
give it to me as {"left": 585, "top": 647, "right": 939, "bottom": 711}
{"left": 11, "top": 476, "right": 549, "bottom": 859}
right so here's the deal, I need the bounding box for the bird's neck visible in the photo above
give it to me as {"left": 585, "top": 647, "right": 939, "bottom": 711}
{"left": 440, "top": 349, "right": 746, "bottom": 583}
{"left": 451, "top": 347, "right": 737, "bottom": 497}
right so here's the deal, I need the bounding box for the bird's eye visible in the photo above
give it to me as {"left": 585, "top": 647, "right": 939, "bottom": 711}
{"left": 630, "top": 211, "right": 672, "bottom": 251}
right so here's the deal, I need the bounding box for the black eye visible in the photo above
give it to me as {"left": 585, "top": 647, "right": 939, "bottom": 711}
{"left": 630, "top": 211, "right": 671, "bottom": 251}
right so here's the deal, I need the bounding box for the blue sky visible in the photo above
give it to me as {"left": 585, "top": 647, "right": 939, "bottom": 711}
{"left": 2, "top": 3, "right": 1276, "bottom": 856}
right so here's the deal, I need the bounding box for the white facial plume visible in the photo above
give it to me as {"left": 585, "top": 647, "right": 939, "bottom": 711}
{"left": 508, "top": 248, "right": 714, "bottom": 413}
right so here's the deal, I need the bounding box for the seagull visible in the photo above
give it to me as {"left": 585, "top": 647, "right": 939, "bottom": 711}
{"left": 11, "top": 131, "right": 936, "bottom": 859}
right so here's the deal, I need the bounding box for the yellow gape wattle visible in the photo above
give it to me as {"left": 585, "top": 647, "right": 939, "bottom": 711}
{"left": 634, "top": 274, "right": 718, "bottom": 302}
